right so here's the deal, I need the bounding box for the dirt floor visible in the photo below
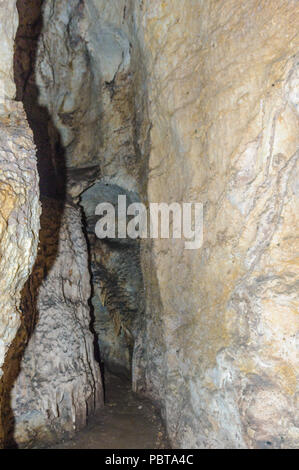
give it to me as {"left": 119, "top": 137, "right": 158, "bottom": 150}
{"left": 51, "top": 373, "right": 169, "bottom": 449}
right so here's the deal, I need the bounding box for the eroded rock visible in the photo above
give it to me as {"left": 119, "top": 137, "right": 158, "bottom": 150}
{"left": 11, "top": 199, "right": 103, "bottom": 447}
{"left": 8, "top": 0, "right": 298, "bottom": 450}
{"left": 32, "top": 0, "right": 149, "bottom": 380}
{"left": 132, "top": 0, "right": 299, "bottom": 449}
{"left": 81, "top": 182, "right": 144, "bottom": 376}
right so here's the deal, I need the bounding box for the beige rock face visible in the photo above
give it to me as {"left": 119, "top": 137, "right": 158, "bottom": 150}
{"left": 0, "top": 1, "right": 102, "bottom": 448}
{"left": 0, "top": 3, "right": 40, "bottom": 448}
{"left": 132, "top": 0, "right": 299, "bottom": 449}
{"left": 10, "top": 200, "right": 103, "bottom": 447}
{"left": 35, "top": 0, "right": 137, "bottom": 176}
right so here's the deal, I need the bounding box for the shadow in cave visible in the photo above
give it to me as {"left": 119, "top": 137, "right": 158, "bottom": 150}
{"left": 1, "top": 0, "right": 101, "bottom": 448}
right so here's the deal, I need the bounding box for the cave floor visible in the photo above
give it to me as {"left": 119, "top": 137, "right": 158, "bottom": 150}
{"left": 50, "top": 373, "right": 169, "bottom": 450}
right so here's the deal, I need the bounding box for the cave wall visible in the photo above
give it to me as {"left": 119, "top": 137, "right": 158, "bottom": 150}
{"left": 29, "top": 0, "right": 298, "bottom": 448}
{"left": 14, "top": 0, "right": 66, "bottom": 199}
{"left": 2, "top": 0, "right": 104, "bottom": 447}
{"left": 32, "top": 0, "right": 149, "bottom": 377}
{"left": 4, "top": 0, "right": 298, "bottom": 450}
{"left": 132, "top": 0, "right": 299, "bottom": 449}
{"left": 0, "top": 0, "right": 40, "bottom": 447}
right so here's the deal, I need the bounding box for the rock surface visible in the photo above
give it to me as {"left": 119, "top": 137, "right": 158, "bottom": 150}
{"left": 81, "top": 182, "right": 145, "bottom": 376}
{"left": 8, "top": 0, "right": 299, "bottom": 450}
{"left": 132, "top": 0, "right": 299, "bottom": 449}
{"left": 0, "top": 2, "right": 40, "bottom": 448}
{"left": 10, "top": 200, "right": 103, "bottom": 447}
{"left": 0, "top": 0, "right": 18, "bottom": 111}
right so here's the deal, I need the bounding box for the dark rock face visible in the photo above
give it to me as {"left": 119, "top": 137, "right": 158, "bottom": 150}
{"left": 14, "top": 0, "right": 66, "bottom": 199}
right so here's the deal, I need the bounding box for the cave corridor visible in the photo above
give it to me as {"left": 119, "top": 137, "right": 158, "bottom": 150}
{"left": 0, "top": 0, "right": 298, "bottom": 451}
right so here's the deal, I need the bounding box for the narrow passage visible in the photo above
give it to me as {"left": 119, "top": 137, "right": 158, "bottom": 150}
{"left": 51, "top": 374, "right": 169, "bottom": 450}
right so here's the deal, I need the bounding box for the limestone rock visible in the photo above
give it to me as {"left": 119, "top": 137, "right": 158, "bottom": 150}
{"left": 11, "top": 200, "right": 103, "bottom": 447}
{"left": 35, "top": 0, "right": 134, "bottom": 175}
{"left": 0, "top": 102, "right": 40, "bottom": 446}
{"left": 0, "top": 0, "right": 18, "bottom": 113}
{"left": 67, "top": 166, "right": 101, "bottom": 202}
{"left": 132, "top": 0, "right": 299, "bottom": 449}
{"left": 0, "top": 1, "right": 40, "bottom": 449}
{"left": 81, "top": 182, "right": 145, "bottom": 376}
{"left": 33, "top": 0, "right": 149, "bottom": 189}
{"left": 13, "top": 0, "right": 64, "bottom": 199}
{"left": 32, "top": 0, "right": 148, "bottom": 379}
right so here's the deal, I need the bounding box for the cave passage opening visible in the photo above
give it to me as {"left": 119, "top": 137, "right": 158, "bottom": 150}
{"left": 1, "top": 0, "right": 298, "bottom": 451}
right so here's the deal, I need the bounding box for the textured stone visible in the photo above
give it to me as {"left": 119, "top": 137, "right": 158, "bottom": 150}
{"left": 32, "top": 0, "right": 148, "bottom": 379}
{"left": 132, "top": 0, "right": 299, "bottom": 449}
{"left": 35, "top": 0, "right": 132, "bottom": 173}
{"left": 33, "top": 0, "right": 149, "bottom": 186}
{"left": 11, "top": 200, "right": 103, "bottom": 447}
{"left": 81, "top": 182, "right": 144, "bottom": 376}
{"left": 0, "top": 102, "right": 40, "bottom": 447}
{"left": 14, "top": 0, "right": 66, "bottom": 199}
{"left": 0, "top": 0, "right": 18, "bottom": 113}
{"left": 0, "top": 1, "right": 40, "bottom": 449}
{"left": 9, "top": 0, "right": 299, "bottom": 450}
